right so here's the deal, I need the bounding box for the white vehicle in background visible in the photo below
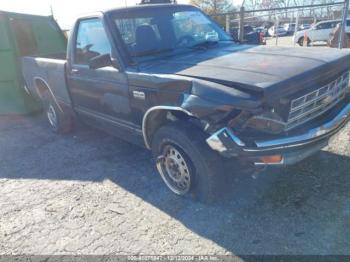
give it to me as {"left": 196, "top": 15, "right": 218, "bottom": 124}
{"left": 268, "top": 26, "right": 287, "bottom": 37}
{"left": 293, "top": 19, "right": 350, "bottom": 46}
{"left": 283, "top": 23, "right": 296, "bottom": 34}
{"left": 299, "top": 24, "right": 311, "bottom": 30}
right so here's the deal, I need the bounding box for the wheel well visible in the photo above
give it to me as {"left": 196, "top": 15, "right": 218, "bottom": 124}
{"left": 33, "top": 78, "right": 64, "bottom": 113}
{"left": 34, "top": 78, "right": 50, "bottom": 98}
{"left": 143, "top": 108, "right": 196, "bottom": 149}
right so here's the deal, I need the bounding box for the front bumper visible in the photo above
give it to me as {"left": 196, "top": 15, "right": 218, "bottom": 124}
{"left": 206, "top": 102, "right": 350, "bottom": 166}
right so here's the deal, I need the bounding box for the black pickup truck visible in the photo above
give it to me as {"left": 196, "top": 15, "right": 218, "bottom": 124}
{"left": 22, "top": 4, "right": 350, "bottom": 202}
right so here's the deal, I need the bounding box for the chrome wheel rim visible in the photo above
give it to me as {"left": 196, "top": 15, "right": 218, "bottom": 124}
{"left": 157, "top": 144, "right": 191, "bottom": 195}
{"left": 47, "top": 104, "right": 57, "bottom": 129}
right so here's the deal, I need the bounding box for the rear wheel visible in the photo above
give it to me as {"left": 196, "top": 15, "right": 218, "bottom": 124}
{"left": 152, "top": 121, "right": 227, "bottom": 203}
{"left": 298, "top": 37, "right": 310, "bottom": 46}
{"left": 47, "top": 103, "right": 58, "bottom": 129}
{"left": 43, "top": 93, "right": 74, "bottom": 134}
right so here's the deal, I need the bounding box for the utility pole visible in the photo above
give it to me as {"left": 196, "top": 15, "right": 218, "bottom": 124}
{"left": 294, "top": 11, "right": 299, "bottom": 47}
{"left": 339, "top": 0, "right": 350, "bottom": 48}
{"left": 275, "top": 17, "right": 279, "bottom": 46}
{"left": 226, "top": 14, "right": 230, "bottom": 33}
{"left": 238, "top": 0, "right": 246, "bottom": 42}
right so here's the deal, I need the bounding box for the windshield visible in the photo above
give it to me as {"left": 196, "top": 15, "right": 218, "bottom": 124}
{"left": 113, "top": 7, "right": 232, "bottom": 61}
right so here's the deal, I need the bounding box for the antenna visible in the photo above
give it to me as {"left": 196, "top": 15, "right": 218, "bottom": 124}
{"left": 50, "top": 4, "right": 54, "bottom": 18}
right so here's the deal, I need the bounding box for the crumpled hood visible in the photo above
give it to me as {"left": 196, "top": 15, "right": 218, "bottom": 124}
{"left": 139, "top": 44, "right": 350, "bottom": 100}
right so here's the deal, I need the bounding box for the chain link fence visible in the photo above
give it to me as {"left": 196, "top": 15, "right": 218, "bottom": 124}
{"left": 211, "top": 1, "right": 350, "bottom": 48}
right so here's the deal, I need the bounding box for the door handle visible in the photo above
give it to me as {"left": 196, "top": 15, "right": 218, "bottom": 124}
{"left": 71, "top": 68, "right": 80, "bottom": 74}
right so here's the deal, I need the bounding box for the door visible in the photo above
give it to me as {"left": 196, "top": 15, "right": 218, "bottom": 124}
{"left": 68, "top": 18, "right": 138, "bottom": 138}
{"left": 313, "top": 22, "right": 333, "bottom": 41}
{"left": 346, "top": 20, "right": 350, "bottom": 33}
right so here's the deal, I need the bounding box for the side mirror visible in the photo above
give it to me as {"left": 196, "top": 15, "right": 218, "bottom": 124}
{"left": 89, "top": 54, "right": 113, "bottom": 70}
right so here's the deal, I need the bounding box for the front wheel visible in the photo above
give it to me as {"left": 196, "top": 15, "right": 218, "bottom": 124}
{"left": 151, "top": 121, "right": 227, "bottom": 203}
{"left": 157, "top": 144, "right": 193, "bottom": 195}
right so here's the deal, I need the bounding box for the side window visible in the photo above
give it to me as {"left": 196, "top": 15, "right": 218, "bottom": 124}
{"left": 317, "top": 22, "right": 331, "bottom": 30}
{"left": 316, "top": 23, "right": 324, "bottom": 30}
{"left": 323, "top": 22, "right": 332, "bottom": 29}
{"left": 75, "top": 19, "right": 111, "bottom": 65}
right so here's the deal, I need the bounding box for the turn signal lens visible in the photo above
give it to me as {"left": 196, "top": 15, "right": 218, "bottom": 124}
{"left": 259, "top": 155, "right": 283, "bottom": 164}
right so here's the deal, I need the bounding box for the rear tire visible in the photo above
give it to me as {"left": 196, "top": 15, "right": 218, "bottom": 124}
{"left": 43, "top": 93, "right": 74, "bottom": 134}
{"left": 151, "top": 121, "right": 227, "bottom": 203}
{"left": 298, "top": 37, "right": 310, "bottom": 46}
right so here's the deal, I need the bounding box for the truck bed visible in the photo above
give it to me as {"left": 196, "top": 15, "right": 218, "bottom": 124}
{"left": 21, "top": 54, "right": 72, "bottom": 107}
{"left": 29, "top": 52, "right": 67, "bottom": 59}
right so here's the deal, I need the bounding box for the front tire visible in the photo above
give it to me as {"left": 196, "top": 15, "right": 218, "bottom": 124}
{"left": 151, "top": 121, "right": 227, "bottom": 203}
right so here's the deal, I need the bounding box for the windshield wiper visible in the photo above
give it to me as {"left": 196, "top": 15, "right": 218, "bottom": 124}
{"left": 132, "top": 48, "right": 174, "bottom": 57}
{"left": 190, "top": 41, "right": 219, "bottom": 50}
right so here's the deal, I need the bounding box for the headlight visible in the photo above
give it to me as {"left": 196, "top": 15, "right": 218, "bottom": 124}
{"left": 245, "top": 111, "right": 286, "bottom": 134}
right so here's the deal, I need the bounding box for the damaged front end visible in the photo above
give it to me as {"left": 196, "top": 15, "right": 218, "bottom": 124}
{"left": 181, "top": 77, "right": 350, "bottom": 167}
{"left": 207, "top": 100, "right": 350, "bottom": 166}
{"left": 206, "top": 99, "right": 350, "bottom": 166}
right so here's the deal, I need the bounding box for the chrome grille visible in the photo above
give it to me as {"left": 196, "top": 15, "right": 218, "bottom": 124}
{"left": 287, "top": 71, "right": 350, "bottom": 130}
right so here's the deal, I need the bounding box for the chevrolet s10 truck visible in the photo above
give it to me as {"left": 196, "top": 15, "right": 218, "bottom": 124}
{"left": 22, "top": 4, "right": 350, "bottom": 202}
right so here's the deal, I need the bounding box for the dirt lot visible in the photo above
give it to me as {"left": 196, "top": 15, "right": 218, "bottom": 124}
{"left": 0, "top": 113, "right": 350, "bottom": 256}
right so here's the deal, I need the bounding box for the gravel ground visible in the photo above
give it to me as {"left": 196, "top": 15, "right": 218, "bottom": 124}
{"left": 0, "top": 113, "right": 350, "bottom": 256}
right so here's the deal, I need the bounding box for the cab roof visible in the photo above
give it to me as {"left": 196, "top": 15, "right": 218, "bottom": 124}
{"left": 104, "top": 4, "right": 193, "bottom": 14}
{"left": 77, "top": 4, "right": 195, "bottom": 21}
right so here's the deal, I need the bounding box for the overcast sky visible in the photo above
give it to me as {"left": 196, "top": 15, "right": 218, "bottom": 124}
{"left": 1, "top": 0, "right": 241, "bottom": 29}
